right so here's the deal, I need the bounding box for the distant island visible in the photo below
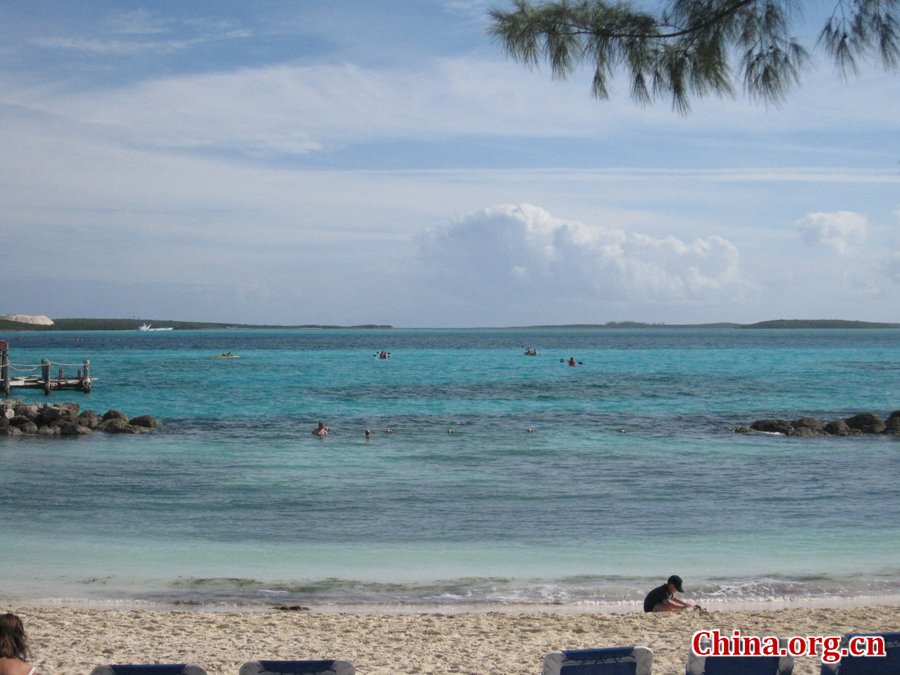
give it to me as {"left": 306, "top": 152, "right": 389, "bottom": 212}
{"left": 507, "top": 320, "right": 900, "bottom": 330}
{"left": 1, "top": 317, "right": 898, "bottom": 332}
{"left": 0, "top": 317, "right": 393, "bottom": 331}
{"left": 738, "top": 319, "right": 900, "bottom": 329}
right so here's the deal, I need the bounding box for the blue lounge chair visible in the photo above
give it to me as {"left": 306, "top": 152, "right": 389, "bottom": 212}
{"left": 543, "top": 647, "right": 653, "bottom": 675}
{"left": 239, "top": 661, "right": 355, "bottom": 675}
{"left": 820, "top": 632, "right": 900, "bottom": 675}
{"left": 91, "top": 666, "right": 207, "bottom": 675}
{"left": 686, "top": 639, "right": 793, "bottom": 675}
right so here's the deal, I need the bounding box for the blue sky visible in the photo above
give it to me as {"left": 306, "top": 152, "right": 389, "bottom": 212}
{"left": 1, "top": 0, "right": 898, "bottom": 327}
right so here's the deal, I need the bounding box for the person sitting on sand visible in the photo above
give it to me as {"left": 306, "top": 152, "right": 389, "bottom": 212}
{"left": 0, "top": 613, "right": 36, "bottom": 675}
{"left": 643, "top": 575, "right": 693, "bottom": 612}
{"left": 312, "top": 422, "right": 328, "bottom": 437}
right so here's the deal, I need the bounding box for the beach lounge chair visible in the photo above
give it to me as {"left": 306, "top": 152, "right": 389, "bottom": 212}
{"left": 91, "top": 665, "right": 207, "bottom": 675}
{"left": 820, "top": 632, "right": 900, "bottom": 675}
{"left": 543, "top": 647, "right": 653, "bottom": 675}
{"left": 686, "top": 639, "right": 793, "bottom": 675}
{"left": 239, "top": 661, "right": 355, "bottom": 675}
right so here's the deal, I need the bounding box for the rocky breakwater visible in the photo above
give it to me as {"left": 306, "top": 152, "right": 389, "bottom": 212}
{"left": 735, "top": 411, "right": 900, "bottom": 436}
{"left": 0, "top": 401, "right": 158, "bottom": 436}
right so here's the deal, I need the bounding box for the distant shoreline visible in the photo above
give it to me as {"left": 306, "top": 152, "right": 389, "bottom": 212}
{"left": 2, "top": 318, "right": 899, "bottom": 331}
{"left": 0, "top": 319, "right": 395, "bottom": 332}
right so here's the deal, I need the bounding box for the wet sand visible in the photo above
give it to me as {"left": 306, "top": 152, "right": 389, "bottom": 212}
{"left": 8, "top": 604, "right": 900, "bottom": 675}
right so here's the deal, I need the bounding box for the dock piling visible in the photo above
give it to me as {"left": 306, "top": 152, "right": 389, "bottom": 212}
{"left": 42, "top": 359, "right": 51, "bottom": 395}
{"left": 1, "top": 342, "right": 9, "bottom": 397}
{"left": 82, "top": 359, "right": 91, "bottom": 393}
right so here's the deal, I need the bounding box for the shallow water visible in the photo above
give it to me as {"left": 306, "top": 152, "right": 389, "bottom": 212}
{"left": 1, "top": 328, "right": 899, "bottom": 609}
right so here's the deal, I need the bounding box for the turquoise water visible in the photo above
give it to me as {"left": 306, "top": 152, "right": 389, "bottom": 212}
{"left": 1, "top": 328, "right": 899, "bottom": 609}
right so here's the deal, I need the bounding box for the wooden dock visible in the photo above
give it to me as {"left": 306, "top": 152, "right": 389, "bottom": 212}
{"left": 1, "top": 341, "right": 93, "bottom": 397}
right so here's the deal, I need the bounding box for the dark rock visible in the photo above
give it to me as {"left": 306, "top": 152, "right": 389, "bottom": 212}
{"left": 58, "top": 421, "right": 93, "bottom": 436}
{"left": 129, "top": 415, "right": 158, "bottom": 429}
{"left": 13, "top": 405, "right": 38, "bottom": 421}
{"left": 99, "top": 418, "right": 146, "bottom": 434}
{"left": 39, "top": 407, "right": 67, "bottom": 424}
{"left": 845, "top": 413, "right": 886, "bottom": 434}
{"left": 77, "top": 410, "right": 101, "bottom": 430}
{"left": 884, "top": 412, "right": 900, "bottom": 435}
{"left": 824, "top": 420, "right": 852, "bottom": 436}
{"left": 791, "top": 417, "right": 825, "bottom": 430}
{"left": 750, "top": 419, "right": 794, "bottom": 434}
{"left": 98, "top": 418, "right": 130, "bottom": 433}
{"left": 0, "top": 401, "right": 154, "bottom": 437}
{"left": 102, "top": 410, "right": 130, "bottom": 422}
{"left": 57, "top": 402, "right": 80, "bottom": 416}
{"left": 789, "top": 417, "right": 826, "bottom": 436}
{"left": 38, "top": 408, "right": 77, "bottom": 428}
{"left": 790, "top": 426, "right": 825, "bottom": 437}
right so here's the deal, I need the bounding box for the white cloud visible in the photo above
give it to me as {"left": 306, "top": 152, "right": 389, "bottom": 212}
{"left": 795, "top": 211, "right": 868, "bottom": 254}
{"left": 417, "top": 204, "right": 752, "bottom": 305}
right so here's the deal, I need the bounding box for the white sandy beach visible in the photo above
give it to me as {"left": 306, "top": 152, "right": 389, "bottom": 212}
{"left": 7, "top": 604, "right": 899, "bottom": 675}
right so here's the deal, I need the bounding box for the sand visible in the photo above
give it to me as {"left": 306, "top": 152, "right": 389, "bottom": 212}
{"left": 8, "top": 604, "right": 899, "bottom": 675}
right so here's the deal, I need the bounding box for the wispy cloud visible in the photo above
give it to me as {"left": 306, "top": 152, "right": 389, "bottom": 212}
{"left": 29, "top": 11, "right": 252, "bottom": 57}
{"left": 107, "top": 9, "right": 171, "bottom": 36}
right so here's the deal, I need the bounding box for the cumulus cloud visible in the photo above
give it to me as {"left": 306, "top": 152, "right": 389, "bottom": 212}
{"left": 417, "top": 204, "right": 750, "bottom": 305}
{"left": 795, "top": 211, "right": 867, "bottom": 254}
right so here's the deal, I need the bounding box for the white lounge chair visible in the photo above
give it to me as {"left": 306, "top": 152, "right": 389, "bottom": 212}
{"left": 820, "top": 632, "right": 900, "bottom": 675}
{"left": 543, "top": 647, "right": 653, "bottom": 675}
{"left": 239, "top": 660, "right": 355, "bottom": 675}
{"left": 91, "top": 665, "right": 207, "bottom": 675}
{"left": 687, "top": 638, "right": 793, "bottom": 675}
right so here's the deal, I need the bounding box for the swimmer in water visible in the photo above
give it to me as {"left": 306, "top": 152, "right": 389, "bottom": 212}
{"left": 312, "top": 422, "right": 328, "bottom": 437}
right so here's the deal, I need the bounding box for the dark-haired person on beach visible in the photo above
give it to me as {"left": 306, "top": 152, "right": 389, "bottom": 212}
{"left": 312, "top": 422, "right": 328, "bottom": 437}
{"left": 643, "top": 575, "right": 693, "bottom": 612}
{"left": 0, "top": 613, "right": 36, "bottom": 675}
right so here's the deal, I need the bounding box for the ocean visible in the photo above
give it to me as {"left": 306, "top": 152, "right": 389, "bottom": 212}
{"left": 1, "top": 328, "right": 899, "bottom": 612}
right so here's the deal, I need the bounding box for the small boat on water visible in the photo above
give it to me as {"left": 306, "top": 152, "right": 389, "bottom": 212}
{"left": 138, "top": 323, "right": 174, "bottom": 332}
{"left": 213, "top": 353, "right": 239, "bottom": 358}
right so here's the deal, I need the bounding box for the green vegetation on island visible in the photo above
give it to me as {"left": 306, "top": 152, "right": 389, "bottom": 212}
{"left": 740, "top": 320, "right": 900, "bottom": 329}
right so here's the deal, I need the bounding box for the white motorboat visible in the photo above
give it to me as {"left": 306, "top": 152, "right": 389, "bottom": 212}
{"left": 138, "top": 323, "right": 174, "bottom": 332}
